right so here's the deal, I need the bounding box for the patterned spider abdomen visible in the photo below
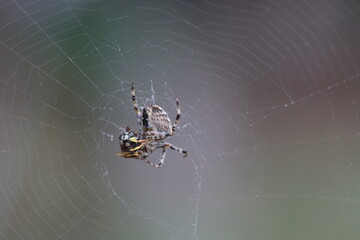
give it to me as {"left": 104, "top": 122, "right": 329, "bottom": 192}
{"left": 142, "top": 105, "right": 172, "bottom": 134}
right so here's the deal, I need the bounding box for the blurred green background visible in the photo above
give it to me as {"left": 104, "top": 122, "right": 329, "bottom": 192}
{"left": 0, "top": 0, "right": 360, "bottom": 239}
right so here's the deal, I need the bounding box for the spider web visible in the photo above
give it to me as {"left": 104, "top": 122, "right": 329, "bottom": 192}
{"left": 1, "top": 0, "right": 360, "bottom": 239}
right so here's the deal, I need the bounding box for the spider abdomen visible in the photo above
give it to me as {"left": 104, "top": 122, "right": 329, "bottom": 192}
{"left": 143, "top": 105, "right": 172, "bottom": 134}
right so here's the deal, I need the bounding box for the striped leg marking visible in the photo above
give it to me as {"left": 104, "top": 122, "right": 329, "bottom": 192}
{"left": 159, "top": 142, "right": 187, "bottom": 158}
{"left": 142, "top": 147, "right": 167, "bottom": 168}
{"left": 131, "top": 83, "right": 142, "bottom": 132}
{"left": 172, "top": 97, "right": 181, "bottom": 134}
{"left": 141, "top": 157, "right": 162, "bottom": 168}
{"left": 140, "top": 131, "right": 171, "bottom": 140}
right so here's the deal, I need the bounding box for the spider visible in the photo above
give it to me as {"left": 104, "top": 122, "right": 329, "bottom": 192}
{"left": 117, "top": 83, "right": 187, "bottom": 168}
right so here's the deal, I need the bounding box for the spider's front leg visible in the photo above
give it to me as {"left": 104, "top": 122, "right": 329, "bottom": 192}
{"left": 131, "top": 83, "right": 142, "bottom": 132}
{"left": 172, "top": 97, "right": 181, "bottom": 134}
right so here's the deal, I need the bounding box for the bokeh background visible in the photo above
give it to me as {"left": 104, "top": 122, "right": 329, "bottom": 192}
{"left": 1, "top": 0, "right": 360, "bottom": 239}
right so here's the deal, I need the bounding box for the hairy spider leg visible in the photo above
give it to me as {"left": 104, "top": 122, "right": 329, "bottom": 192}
{"left": 141, "top": 157, "right": 162, "bottom": 168}
{"left": 139, "top": 146, "right": 167, "bottom": 168}
{"left": 134, "top": 142, "right": 187, "bottom": 168}
{"left": 158, "top": 147, "right": 167, "bottom": 167}
{"left": 131, "top": 83, "right": 142, "bottom": 132}
{"left": 139, "top": 131, "right": 171, "bottom": 140}
{"left": 172, "top": 97, "right": 181, "bottom": 134}
{"left": 160, "top": 142, "right": 188, "bottom": 158}
{"left": 151, "top": 142, "right": 187, "bottom": 168}
{"left": 165, "top": 143, "right": 187, "bottom": 157}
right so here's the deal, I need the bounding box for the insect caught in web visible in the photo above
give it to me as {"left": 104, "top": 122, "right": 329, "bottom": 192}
{"left": 117, "top": 83, "right": 188, "bottom": 168}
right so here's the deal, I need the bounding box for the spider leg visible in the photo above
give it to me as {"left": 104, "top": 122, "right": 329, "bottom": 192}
{"left": 131, "top": 83, "right": 142, "bottom": 132}
{"left": 158, "top": 147, "right": 167, "bottom": 167}
{"left": 140, "top": 155, "right": 162, "bottom": 168}
{"left": 140, "top": 131, "right": 171, "bottom": 140}
{"left": 171, "top": 97, "right": 181, "bottom": 134}
{"left": 131, "top": 143, "right": 166, "bottom": 168}
{"left": 157, "top": 142, "right": 188, "bottom": 158}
